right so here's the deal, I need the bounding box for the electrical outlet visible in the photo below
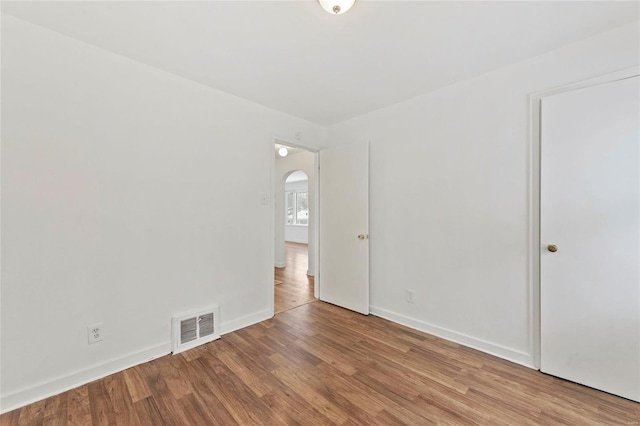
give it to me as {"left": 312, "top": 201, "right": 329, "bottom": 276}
{"left": 406, "top": 289, "right": 415, "bottom": 304}
{"left": 88, "top": 323, "right": 103, "bottom": 344}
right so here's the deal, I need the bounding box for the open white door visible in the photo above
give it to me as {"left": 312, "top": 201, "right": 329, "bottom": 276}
{"left": 319, "top": 142, "right": 369, "bottom": 315}
{"left": 540, "top": 75, "right": 640, "bottom": 402}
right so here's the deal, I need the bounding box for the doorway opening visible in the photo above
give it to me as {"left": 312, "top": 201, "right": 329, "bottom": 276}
{"left": 273, "top": 143, "right": 318, "bottom": 314}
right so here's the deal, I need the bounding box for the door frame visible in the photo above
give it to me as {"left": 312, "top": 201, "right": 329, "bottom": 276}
{"left": 528, "top": 66, "right": 640, "bottom": 369}
{"left": 268, "top": 136, "right": 321, "bottom": 317}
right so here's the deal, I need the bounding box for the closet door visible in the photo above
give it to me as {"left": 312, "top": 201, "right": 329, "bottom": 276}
{"left": 540, "top": 76, "right": 639, "bottom": 402}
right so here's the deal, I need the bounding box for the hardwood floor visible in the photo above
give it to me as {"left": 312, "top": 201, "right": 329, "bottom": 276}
{"left": 2, "top": 301, "right": 638, "bottom": 425}
{"left": 274, "top": 242, "right": 316, "bottom": 314}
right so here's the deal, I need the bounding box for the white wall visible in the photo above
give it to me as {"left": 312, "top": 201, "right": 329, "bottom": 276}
{"left": 284, "top": 180, "right": 309, "bottom": 244}
{"left": 2, "top": 8, "right": 638, "bottom": 413}
{"left": 274, "top": 151, "right": 316, "bottom": 274}
{"left": 327, "top": 21, "right": 640, "bottom": 367}
{"left": 0, "top": 15, "right": 325, "bottom": 411}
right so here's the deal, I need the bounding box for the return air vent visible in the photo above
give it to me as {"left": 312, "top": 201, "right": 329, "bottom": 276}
{"left": 180, "top": 317, "right": 198, "bottom": 344}
{"left": 198, "top": 313, "right": 214, "bottom": 337}
{"left": 172, "top": 305, "right": 220, "bottom": 355}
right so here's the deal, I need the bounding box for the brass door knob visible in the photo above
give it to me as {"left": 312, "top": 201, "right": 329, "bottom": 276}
{"left": 547, "top": 245, "right": 558, "bottom": 253}
{"left": 358, "top": 234, "right": 367, "bottom": 240}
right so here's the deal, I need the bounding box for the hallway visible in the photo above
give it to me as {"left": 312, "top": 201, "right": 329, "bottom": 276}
{"left": 274, "top": 242, "right": 316, "bottom": 314}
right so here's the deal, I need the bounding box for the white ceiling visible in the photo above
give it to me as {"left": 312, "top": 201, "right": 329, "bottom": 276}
{"left": 3, "top": 1, "right": 638, "bottom": 125}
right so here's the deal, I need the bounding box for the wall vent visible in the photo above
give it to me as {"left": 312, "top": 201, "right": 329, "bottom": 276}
{"left": 172, "top": 305, "right": 220, "bottom": 355}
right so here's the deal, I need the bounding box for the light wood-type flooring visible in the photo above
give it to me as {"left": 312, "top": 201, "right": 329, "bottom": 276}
{"left": 1, "top": 300, "right": 638, "bottom": 425}
{"left": 274, "top": 242, "right": 316, "bottom": 314}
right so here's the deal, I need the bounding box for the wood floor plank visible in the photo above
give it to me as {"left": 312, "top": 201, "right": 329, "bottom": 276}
{"left": 134, "top": 362, "right": 182, "bottom": 426}
{"left": 374, "top": 409, "right": 416, "bottom": 426}
{"left": 0, "top": 411, "right": 20, "bottom": 426}
{"left": 104, "top": 373, "right": 141, "bottom": 426}
{"left": 264, "top": 335, "right": 323, "bottom": 370}
{"left": 260, "top": 390, "right": 333, "bottom": 426}
{"left": 153, "top": 355, "right": 193, "bottom": 401}
{"left": 353, "top": 339, "right": 469, "bottom": 395}
{"left": 312, "top": 363, "right": 390, "bottom": 418}
{"left": 271, "top": 366, "right": 352, "bottom": 425}
{"left": 177, "top": 393, "right": 223, "bottom": 425}
{"left": 122, "top": 368, "right": 151, "bottom": 404}
{"left": 216, "top": 348, "right": 273, "bottom": 397}
{"left": 179, "top": 360, "right": 239, "bottom": 425}
{"left": 16, "top": 399, "right": 45, "bottom": 426}
{"left": 454, "top": 369, "right": 542, "bottom": 420}
{"left": 274, "top": 242, "right": 316, "bottom": 314}
{"left": 66, "top": 385, "right": 91, "bottom": 426}
{"left": 215, "top": 339, "right": 334, "bottom": 425}
{"left": 292, "top": 335, "right": 358, "bottom": 376}
{"left": 297, "top": 338, "right": 440, "bottom": 425}
{"left": 87, "top": 380, "right": 117, "bottom": 426}
{"left": 132, "top": 397, "right": 165, "bottom": 425}
{"left": 292, "top": 365, "right": 385, "bottom": 425}
{"left": 2, "top": 301, "right": 639, "bottom": 425}
{"left": 196, "top": 356, "right": 284, "bottom": 425}
{"left": 41, "top": 392, "right": 68, "bottom": 426}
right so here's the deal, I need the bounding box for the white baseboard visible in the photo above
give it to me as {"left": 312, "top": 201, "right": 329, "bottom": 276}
{"left": 220, "top": 308, "right": 272, "bottom": 335}
{"left": 0, "top": 308, "right": 274, "bottom": 415}
{"left": 0, "top": 342, "right": 171, "bottom": 415}
{"left": 369, "top": 306, "right": 534, "bottom": 369}
{"left": 3, "top": 307, "right": 530, "bottom": 414}
{"left": 274, "top": 262, "right": 286, "bottom": 268}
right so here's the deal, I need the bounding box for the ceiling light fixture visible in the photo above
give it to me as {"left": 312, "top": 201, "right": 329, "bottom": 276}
{"left": 278, "top": 147, "right": 289, "bottom": 157}
{"left": 318, "top": 0, "right": 356, "bottom": 15}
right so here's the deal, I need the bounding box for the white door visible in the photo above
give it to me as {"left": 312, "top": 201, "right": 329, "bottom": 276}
{"left": 319, "top": 142, "right": 369, "bottom": 315}
{"left": 540, "top": 75, "right": 640, "bottom": 402}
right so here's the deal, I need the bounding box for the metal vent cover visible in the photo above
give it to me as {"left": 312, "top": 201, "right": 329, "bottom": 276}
{"left": 180, "top": 317, "right": 198, "bottom": 344}
{"left": 198, "top": 313, "right": 214, "bottom": 337}
{"left": 172, "top": 305, "right": 220, "bottom": 354}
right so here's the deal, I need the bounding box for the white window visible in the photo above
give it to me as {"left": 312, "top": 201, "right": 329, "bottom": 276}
{"left": 286, "top": 191, "right": 308, "bottom": 226}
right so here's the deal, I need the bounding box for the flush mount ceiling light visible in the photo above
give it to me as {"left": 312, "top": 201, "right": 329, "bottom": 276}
{"left": 278, "top": 147, "right": 289, "bottom": 157}
{"left": 318, "top": 0, "right": 356, "bottom": 15}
